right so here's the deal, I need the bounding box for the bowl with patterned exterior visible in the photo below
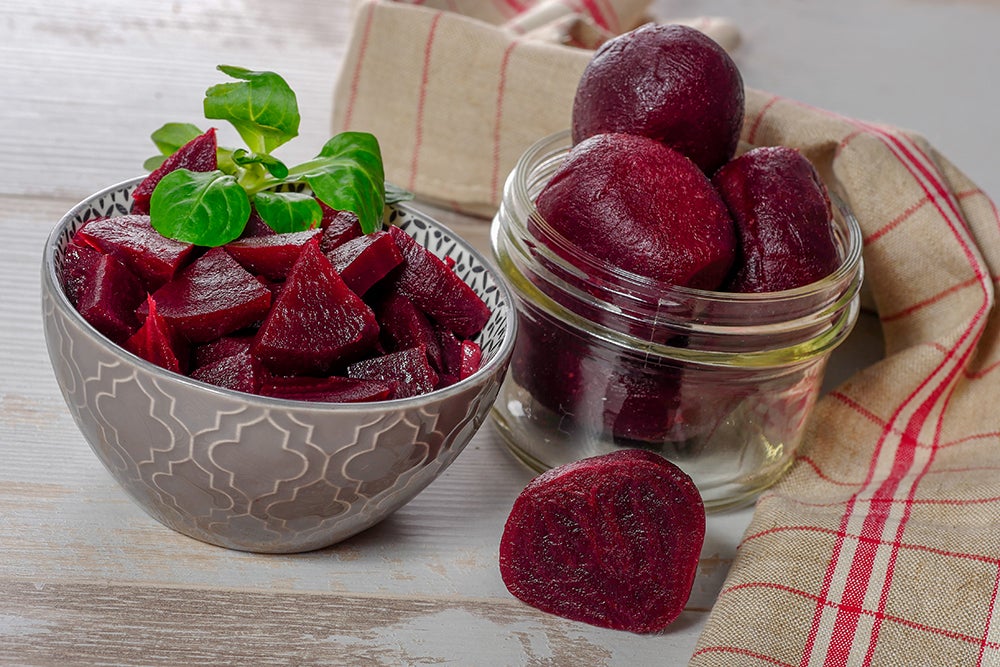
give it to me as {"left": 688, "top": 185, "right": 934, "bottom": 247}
{"left": 41, "top": 177, "right": 515, "bottom": 553}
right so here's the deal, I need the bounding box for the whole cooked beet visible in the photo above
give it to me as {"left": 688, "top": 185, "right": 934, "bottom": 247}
{"left": 535, "top": 132, "right": 736, "bottom": 290}
{"left": 572, "top": 23, "right": 744, "bottom": 174}
{"left": 713, "top": 146, "right": 840, "bottom": 292}
{"left": 499, "top": 449, "right": 705, "bottom": 633}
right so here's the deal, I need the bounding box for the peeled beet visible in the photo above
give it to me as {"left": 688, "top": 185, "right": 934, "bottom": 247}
{"left": 535, "top": 132, "right": 736, "bottom": 290}
{"left": 387, "top": 225, "right": 492, "bottom": 338}
{"left": 125, "top": 296, "right": 188, "bottom": 373}
{"left": 132, "top": 128, "right": 218, "bottom": 215}
{"left": 347, "top": 346, "right": 439, "bottom": 399}
{"left": 499, "top": 449, "right": 705, "bottom": 633}
{"left": 144, "top": 247, "right": 272, "bottom": 343}
{"left": 253, "top": 239, "right": 379, "bottom": 375}
{"left": 260, "top": 375, "right": 393, "bottom": 403}
{"left": 75, "top": 215, "right": 196, "bottom": 291}
{"left": 326, "top": 230, "right": 404, "bottom": 296}
{"left": 572, "top": 23, "right": 744, "bottom": 174}
{"left": 713, "top": 146, "right": 840, "bottom": 292}
{"left": 74, "top": 253, "right": 145, "bottom": 345}
{"left": 225, "top": 229, "right": 321, "bottom": 280}
{"left": 190, "top": 349, "right": 262, "bottom": 394}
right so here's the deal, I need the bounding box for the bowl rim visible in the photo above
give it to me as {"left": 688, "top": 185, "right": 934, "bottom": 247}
{"left": 42, "top": 176, "right": 517, "bottom": 412}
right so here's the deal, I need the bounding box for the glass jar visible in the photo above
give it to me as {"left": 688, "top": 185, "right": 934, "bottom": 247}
{"left": 490, "top": 131, "right": 863, "bottom": 511}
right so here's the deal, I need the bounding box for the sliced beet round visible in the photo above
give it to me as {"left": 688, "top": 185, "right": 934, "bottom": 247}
{"left": 499, "top": 449, "right": 705, "bottom": 634}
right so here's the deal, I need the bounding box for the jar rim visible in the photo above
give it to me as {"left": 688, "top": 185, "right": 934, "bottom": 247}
{"left": 492, "top": 129, "right": 865, "bottom": 367}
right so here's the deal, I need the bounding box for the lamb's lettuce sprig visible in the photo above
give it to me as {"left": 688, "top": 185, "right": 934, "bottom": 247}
{"left": 144, "top": 65, "right": 409, "bottom": 246}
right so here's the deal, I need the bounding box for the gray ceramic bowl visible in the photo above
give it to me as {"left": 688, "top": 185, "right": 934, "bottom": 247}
{"left": 41, "top": 177, "right": 515, "bottom": 553}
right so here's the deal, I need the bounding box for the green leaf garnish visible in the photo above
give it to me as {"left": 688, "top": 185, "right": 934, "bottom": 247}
{"left": 204, "top": 65, "right": 299, "bottom": 154}
{"left": 149, "top": 169, "right": 250, "bottom": 246}
{"left": 385, "top": 182, "right": 415, "bottom": 205}
{"left": 253, "top": 191, "right": 323, "bottom": 233}
{"left": 147, "top": 66, "right": 391, "bottom": 245}
{"left": 292, "top": 132, "right": 386, "bottom": 235}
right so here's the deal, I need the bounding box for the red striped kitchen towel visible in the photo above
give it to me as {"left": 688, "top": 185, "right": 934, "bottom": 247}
{"left": 333, "top": 3, "right": 1000, "bottom": 664}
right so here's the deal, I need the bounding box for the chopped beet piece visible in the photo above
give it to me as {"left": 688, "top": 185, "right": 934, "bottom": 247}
{"left": 458, "top": 340, "right": 482, "bottom": 379}
{"left": 253, "top": 239, "right": 379, "bottom": 375}
{"left": 131, "top": 128, "right": 218, "bottom": 215}
{"left": 260, "top": 375, "right": 393, "bottom": 403}
{"left": 319, "top": 207, "right": 362, "bottom": 252}
{"left": 377, "top": 292, "right": 443, "bottom": 371}
{"left": 387, "top": 225, "right": 491, "bottom": 337}
{"left": 190, "top": 349, "right": 261, "bottom": 394}
{"left": 75, "top": 215, "right": 196, "bottom": 290}
{"left": 499, "top": 449, "right": 705, "bottom": 634}
{"left": 225, "top": 229, "right": 321, "bottom": 280}
{"left": 144, "top": 247, "right": 272, "bottom": 343}
{"left": 326, "top": 231, "right": 404, "bottom": 296}
{"left": 75, "top": 253, "right": 145, "bottom": 345}
{"left": 194, "top": 333, "right": 255, "bottom": 368}
{"left": 347, "top": 346, "right": 438, "bottom": 399}
{"left": 240, "top": 208, "right": 277, "bottom": 238}
{"left": 125, "top": 297, "right": 188, "bottom": 374}
{"left": 61, "top": 240, "right": 105, "bottom": 307}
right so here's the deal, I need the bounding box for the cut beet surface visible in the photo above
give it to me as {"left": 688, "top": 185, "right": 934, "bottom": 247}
{"left": 387, "top": 225, "right": 491, "bottom": 338}
{"left": 253, "top": 239, "right": 379, "bottom": 376}
{"left": 376, "top": 292, "right": 443, "bottom": 372}
{"left": 499, "top": 449, "right": 705, "bottom": 634}
{"left": 75, "top": 215, "right": 196, "bottom": 291}
{"left": 347, "top": 346, "right": 438, "bottom": 399}
{"left": 225, "top": 229, "right": 321, "bottom": 280}
{"left": 131, "top": 128, "right": 219, "bottom": 215}
{"left": 61, "top": 240, "right": 105, "bottom": 308}
{"left": 190, "top": 349, "right": 262, "bottom": 394}
{"left": 74, "top": 252, "right": 146, "bottom": 345}
{"left": 260, "top": 375, "right": 393, "bottom": 403}
{"left": 326, "top": 230, "right": 404, "bottom": 296}
{"left": 125, "top": 296, "right": 188, "bottom": 374}
{"left": 144, "top": 247, "right": 272, "bottom": 343}
{"left": 319, "top": 207, "right": 362, "bottom": 252}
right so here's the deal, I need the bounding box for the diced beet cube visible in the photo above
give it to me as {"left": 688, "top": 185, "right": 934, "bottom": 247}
{"left": 387, "top": 225, "right": 491, "bottom": 337}
{"left": 144, "top": 247, "right": 272, "bottom": 343}
{"left": 319, "top": 207, "right": 362, "bottom": 252}
{"left": 194, "top": 333, "right": 255, "bottom": 368}
{"left": 225, "top": 229, "right": 321, "bottom": 280}
{"left": 61, "top": 240, "right": 105, "bottom": 307}
{"left": 75, "top": 215, "right": 196, "bottom": 290}
{"left": 326, "top": 231, "right": 404, "bottom": 296}
{"left": 437, "top": 327, "right": 463, "bottom": 377}
{"left": 190, "top": 349, "right": 261, "bottom": 394}
{"left": 458, "top": 340, "right": 482, "bottom": 379}
{"left": 376, "top": 292, "right": 443, "bottom": 371}
{"left": 125, "top": 296, "right": 188, "bottom": 374}
{"left": 253, "top": 239, "right": 379, "bottom": 375}
{"left": 347, "top": 346, "right": 438, "bottom": 399}
{"left": 75, "top": 253, "right": 145, "bottom": 345}
{"left": 132, "top": 128, "right": 218, "bottom": 215}
{"left": 260, "top": 375, "right": 393, "bottom": 403}
{"left": 499, "top": 449, "right": 706, "bottom": 634}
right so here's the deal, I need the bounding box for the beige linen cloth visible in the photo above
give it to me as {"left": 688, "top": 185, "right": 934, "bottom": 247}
{"left": 333, "top": 2, "right": 1000, "bottom": 664}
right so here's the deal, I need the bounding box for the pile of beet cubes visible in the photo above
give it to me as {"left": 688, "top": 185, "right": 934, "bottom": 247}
{"left": 60, "top": 201, "right": 492, "bottom": 403}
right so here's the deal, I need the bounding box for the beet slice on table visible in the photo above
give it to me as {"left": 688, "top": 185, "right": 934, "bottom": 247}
{"left": 499, "top": 449, "right": 705, "bottom": 634}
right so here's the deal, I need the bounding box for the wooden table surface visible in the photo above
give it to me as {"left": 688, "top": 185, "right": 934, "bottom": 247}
{"left": 3, "top": 1, "right": 997, "bottom": 664}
